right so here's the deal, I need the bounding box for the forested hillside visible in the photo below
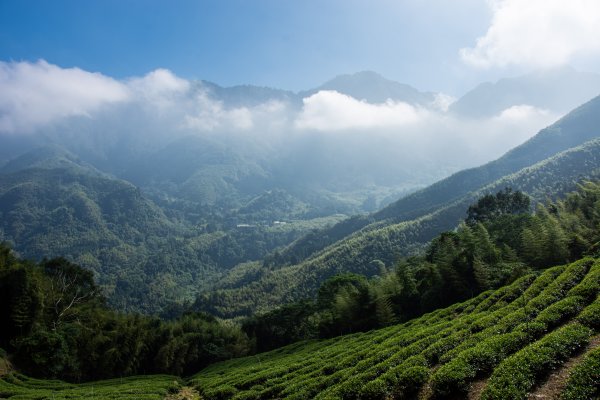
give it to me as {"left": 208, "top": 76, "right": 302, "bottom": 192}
{"left": 0, "top": 246, "right": 251, "bottom": 381}
{"left": 3, "top": 2, "right": 600, "bottom": 398}
{"left": 264, "top": 94, "right": 600, "bottom": 270}
{"left": 197, "top": 138, "right": 600, "bottom": 317}
{"left": 0, "top": 147, "right": 345, "bottom": 314}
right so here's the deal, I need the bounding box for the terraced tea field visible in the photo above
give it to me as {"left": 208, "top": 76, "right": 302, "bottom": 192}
{"left": 1, "top": 258, "right": 598, "bottom": 399}
{"left": 0, "top": 373, "right": 180, "bottom": 399}
{"left": 191, "top": 258, "right": 600, "bottom": 399}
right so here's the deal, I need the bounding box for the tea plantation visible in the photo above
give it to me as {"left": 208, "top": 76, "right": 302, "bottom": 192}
{"left": 1, "top": 257, "right": 598, "bottom": 399}
{"left": 0, "top": 373, "right": 180, "bottom": 399}
{"left": 191, "top": 257, "right": 600, "bottom": 399}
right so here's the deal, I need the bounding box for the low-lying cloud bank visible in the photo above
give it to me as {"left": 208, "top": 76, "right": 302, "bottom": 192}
{"left": 0, "top": 60, "right": 129, "bottom": 133}
{"left": 0, "top": 60, "right": 560, "bottom": 168}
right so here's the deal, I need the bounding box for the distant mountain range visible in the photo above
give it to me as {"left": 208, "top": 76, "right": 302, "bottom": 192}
{"left": 188, "top": 67, "right": 600, "bottom": 117}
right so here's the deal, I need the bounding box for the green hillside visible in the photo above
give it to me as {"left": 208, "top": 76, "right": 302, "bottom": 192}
{"left": 191, "top": 258, "right": 600, "bottom": 399}
{"left": 0, "top": 147, "right": 345, "bottom": 314}
{"left": 2, "top": 257, "right": 597, "bottom": 399}
{"left": 265, "top": 94, "right": 600, "bottom": 269}
{"left": 197, "top": 138, "right": 600, "bottom": 317}
{"left": 0, "top": 373, "right": 180, "bottom": 399}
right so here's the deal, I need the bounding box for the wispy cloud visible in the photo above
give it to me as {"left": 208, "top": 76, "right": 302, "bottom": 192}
{"left": 461, "top": 0, "right": 600, "bottom": 69}
{"left": 128, "top": 68, "right": 190, "bottom": 102}
{"left": 0, "top": 60, "right": 130, "bottom": 133}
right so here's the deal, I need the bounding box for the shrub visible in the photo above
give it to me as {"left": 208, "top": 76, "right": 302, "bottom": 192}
{"left": 430, "top": 330, "right": 529, "bottom": 397}
{"left": 575, "top": 296, "right": 600, "bottom": 330}
{"left": 567, "top": 261, "right": 600, "bottom": 300}
{"left": 481, "top": 323, "right": 592, "bottom": 400}
{"left": 202, "top": 384, "right": 238, "bottom": 400}
{"left": 561, "top": 346, "right": 600, "bottom": 400}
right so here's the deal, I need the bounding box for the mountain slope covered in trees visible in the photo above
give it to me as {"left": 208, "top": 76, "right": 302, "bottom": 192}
{"left": 0, "top": 147, "right": 345, "bottom": 313}
{"left": 266, "top": 94, "right": 600, "bottom": 269}
{"left": 197, "top": 94, "right": 600, "bottom": 317}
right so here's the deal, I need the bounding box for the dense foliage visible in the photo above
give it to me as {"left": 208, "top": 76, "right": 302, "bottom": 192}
{"left": 561, "top": 345, "right": 600, "bottom": 400}
{"left": 0, "top": 150, "right": 346, "bottom": 314}
{"left": 241, "top": 182, "right": 600, "bottom": 350}
{"left": 465, "top": 187, "right": 530, "bottom": 225}
{"left": 191, "top": 258, "right": 600, "bottom": 399}
{"left": 0, "top": 247, "right": 251, "bottom": 381}
{"left": 197, "top": 137, "right": 600, "bottom": 318}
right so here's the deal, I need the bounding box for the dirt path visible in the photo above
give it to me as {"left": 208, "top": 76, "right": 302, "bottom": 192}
{"left": 0, "top": 357, "right": 12, "bottom": 377}
{"left": 526, "top": 334, "right": 600, "bottom": 400}
{"left": 165, "top": 386, "right": 201, "bottom": 400}
{"left": 467, "top": 378, "right": 489, "bottom": 400}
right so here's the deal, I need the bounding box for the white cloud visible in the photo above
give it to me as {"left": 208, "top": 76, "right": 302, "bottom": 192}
{"left": 295, "top": 90, "right": 422, "bottom": 131}
{"left": 0, "top": 60, "right": 130, "bottom": 133}
{"left": 461, "top": 0, "right": 600, "bottom": 69}
{"left": 182, "top": 91, "right": 253, "bottom": 131}
{"left": 128, "top": 68, "right": 190, "bottom": 101}
{"left": 0, "top": 60, "right": 564, "bottom": 175}
{"left": 183, "top": 91, "right": 289, "bottom": 133}
{"left": 494, "top": 104, "right": 549, "bottom": 121}
{"left": 430, "top": 93, "right": 456, "bottom": 112}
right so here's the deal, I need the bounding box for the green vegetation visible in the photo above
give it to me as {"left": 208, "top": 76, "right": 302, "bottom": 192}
{"left": 190, "top": 257, "right": 600, "bottom": 399}
{"left": 481, "top": 323, "right": 593, "bottom": 399}
{"left": 561, "top": 345, "right": 600, "bottom": 400}
{"left": 198, "top": 138, "right": 600, "bottom": 318}
{"left": 0, "top": 246, "right": 251, "bottom": 381}
{"left": 256, "top": 94, "right": 600, "bottom": 271}
{"left": 1, "top": 94, "right": 600, "bottom": 398}
{"left": 0, "top": 373, "right": 180, "bottom": 399}
{"left": 0, "top": 147, "right": 346, "bottom": 314}
{"left": 2, "top": 92, "right": 600, "bottom": 319}
{"left": 215, "top": 182, "right": 600, "bottom": 353}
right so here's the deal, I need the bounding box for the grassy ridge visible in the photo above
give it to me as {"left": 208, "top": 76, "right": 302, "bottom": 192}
{"left": 191, "top": 258, "right": 600, "bottom": 399}
{"left": 0, "top": 373, "right": 180, "bottom": 399}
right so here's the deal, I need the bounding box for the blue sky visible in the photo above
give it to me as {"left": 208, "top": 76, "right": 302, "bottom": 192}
{"left": 1, "top": 0, "right": 599, "bottom": 95}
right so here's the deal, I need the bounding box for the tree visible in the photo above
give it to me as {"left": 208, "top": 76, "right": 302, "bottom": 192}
{"left": 42, "top": 258, "right": 99, "bottom": 329}
{"left": 466, "top": 188, "right": 530, "bottom": 225}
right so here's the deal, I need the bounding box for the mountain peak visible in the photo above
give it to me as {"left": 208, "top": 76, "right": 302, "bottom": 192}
{"left": 304, "top": 71, "right": 436, "bottom": 105}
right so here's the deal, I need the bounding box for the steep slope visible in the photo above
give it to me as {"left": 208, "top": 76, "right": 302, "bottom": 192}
{"left": 375, "top": 93, "right": 600, "bottom": 222}
{"left": 270, "top": 93, "right": 600, "bottom": 269}
{"left": 199, "top": 137, "right": 600, "bottom": 317}
{"left": 191, "top": 259, "right": 600, "bottom": 399}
